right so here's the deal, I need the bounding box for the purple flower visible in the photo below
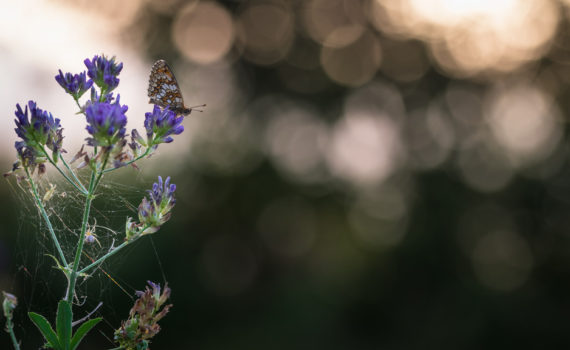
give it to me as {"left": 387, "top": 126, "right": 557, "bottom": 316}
{"left": 84, "top": 55, "right": 123, "bottom": 92}
{"left": 147, "top": 176, "right": 177, "bottom": 210}
{"left": 55, "top": 70, "right": 93, "bottom": 99}
{"left": 14, "top": 101, "right": 63, "bottom": 159}
{"left": 84, "top": 96, "right": 128, "bottom": 147}
{"left": 14, "top": 141, "right": 37, "bottom": 168}
{"left": 89, "top": 86, "right": 114, "bottom": 104}
{"left": 142, "top": 105, "right": 184, "bottom": 146}
{"left": 134, "top": 176, "right": 176, "bottom": 235}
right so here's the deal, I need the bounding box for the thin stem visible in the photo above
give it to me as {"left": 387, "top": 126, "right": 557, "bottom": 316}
{"left": 79, "top": 235, "right": 141, "bottom": 275}
{"left": 93, "top": 157, "right": 108, "bottom": 189}
{"left": 103, "top": 147, "right": 152, "bottom": 174}
{"left": 41, "top": 149, "right": 87, "bottom": 196}
{"left": 60, "top": 155, "right": 87, "bottom": 193}
{"left": 72, "top": 301, "right": 103, "bottom": 327}
{"left": 80, "top": 222, "right": 151, "bottom": 275}
{"left": 25, "top": 167, "right": 67, "bottom": 266}
{"left": 5, "top": 316, "right": 20, "bottom": 350}
{"left": 74, "top": 97, "right": 83, "bottom": 113}
{"left": 65, "top": 170, "right": 96, "bottom": 302}
{"left": 65, "top": 153, "right": 109, "bottom": 302}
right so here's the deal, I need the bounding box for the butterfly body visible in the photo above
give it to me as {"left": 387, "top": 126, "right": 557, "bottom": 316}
{"left": 148, "top": 59, "right": 192, "bottom": 116}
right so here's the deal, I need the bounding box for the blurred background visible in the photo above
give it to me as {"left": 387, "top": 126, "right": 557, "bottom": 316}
{"left": 1, "top": 0, "right": 570, "bottom": 348}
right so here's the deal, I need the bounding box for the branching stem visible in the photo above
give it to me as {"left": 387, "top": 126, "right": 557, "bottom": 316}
{"left": 79, "top": 235, "right": 141, "bottom": 275}
{"left": 60, "top": 155, "right": 87, "bottom": 193}
{"left": 65, "top": 153, "right": 109, "bottom": 302}
{"left": 40, "top": 147, "right": 87, "bottom": 195}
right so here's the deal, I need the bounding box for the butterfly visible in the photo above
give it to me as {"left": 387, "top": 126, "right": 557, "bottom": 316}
{"left": 147, "top": 59, "right": 202, "bottom": 116}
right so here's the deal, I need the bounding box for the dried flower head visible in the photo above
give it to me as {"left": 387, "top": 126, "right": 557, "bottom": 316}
{"left": 114, "top": 281, "right": 172, "bottom": 349}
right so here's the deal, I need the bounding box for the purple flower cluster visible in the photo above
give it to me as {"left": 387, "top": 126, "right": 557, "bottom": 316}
{"left": 13, "top": 101, "right": 63, "bottom": 167}
{"left": 148, "top": 176, "right": 176, "bottom": 206}
{"left": 138, "top": 176, "right": 176, "bottom": 228}
{"left": 55, "top": 70, "right": 92, "bottom": 99}
{"left": 84, "top": 96, "right": 128, "bottom": 147}
{"left": 56, "top": 55, "right": 122, "bottom": 104}
{"left": 11, "top": 54, "right": 190, "bottom": 176}
{"left": 84, "top": 55, "right": 123, "bottom": 93}
{"left": 126, "top": 176, "right": 176, "bottom": 238}
{"left": 142, "top": 105, "right": 185, "bottom": 146}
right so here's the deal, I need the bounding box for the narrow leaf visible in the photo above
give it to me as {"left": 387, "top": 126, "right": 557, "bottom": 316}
{"left": 28, "top": 312, "right": 61, "bottom": 349}
{"left": 70, "top": 318, "right": 102, "bottom": 350}
{"left": 56, "top": 300, "right": 73, "bottom": 350}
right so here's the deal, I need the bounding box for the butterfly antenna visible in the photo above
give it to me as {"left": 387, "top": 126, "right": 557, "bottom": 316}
{"left": 189, "top": 104, "right": 207, "bottom": 112}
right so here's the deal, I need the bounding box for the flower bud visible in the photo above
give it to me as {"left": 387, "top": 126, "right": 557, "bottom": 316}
{"left": 2, "top": 291, "right": 17, "bottom": 319}
{"left": 137, "top": 176, "right": 176, "bottom": 235}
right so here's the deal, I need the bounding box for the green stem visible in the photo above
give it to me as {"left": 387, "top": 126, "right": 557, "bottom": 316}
{"left": 103, "top": 147, "right": 151, "bottom": 174}
{"left": 65, "top": 153, "right": 109, "bottom": 302}
{"left": 41, "top": 148, "right": 87, "bottom": 196}
{"left": 99, "top": 87, "right": 107, "bottom": 102}
{"left": 60, "top": 155, "right": 87, "bottom": 194}
{"left": 25, "top": 167, "right": 67, "bottom": 267}
{"left": 74, "top": 97, "right": 83, "bottom": 113}
{"left": 79, "top": 236, "right": 138, "bottom": 275}
{"left": 65, "top": 170, "right": 95, "bottom": 302}
{"left": 5, "top": 316, "right": 20, "bottom": 350}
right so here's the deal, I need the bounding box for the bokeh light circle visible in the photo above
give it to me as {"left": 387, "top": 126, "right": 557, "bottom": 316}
{"left": 236, "top": 1, "right": 295, "bottom": 65}
{"left": 264, "top": 104, "right": 329, "bottom": 184}
{"left": 172, "top": 1, "right": 235, "bottom": 64}
{"left": 371, "top": 0, "right": 560, "bottom": 76}
{"left": 320, "top": 30, "right": 382, "bottom": 87}
{"left": 302, "top": 0, "right": 367, "bottom": 46}
{"left": 485, "top": 84, "right": 563, "bottom": 165}
{"left": 327, "top": 111, "right": 400, "bottom": 186}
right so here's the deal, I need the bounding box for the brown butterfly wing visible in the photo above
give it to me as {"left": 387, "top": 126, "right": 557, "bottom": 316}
{"left": 147, "top": 60, "right": 191, "bottom": 116}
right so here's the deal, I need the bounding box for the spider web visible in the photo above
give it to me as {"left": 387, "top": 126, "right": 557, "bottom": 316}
{"left": 6, "top": 164, "right": 166, "bottom": 345}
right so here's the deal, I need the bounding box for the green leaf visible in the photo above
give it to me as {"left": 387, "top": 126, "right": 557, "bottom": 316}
{"left": 70, "top": 317, "right": 102, "bottom": 350}
{"left": 28, "top": 312, "right": 61, "bottom": 349}
{"left": 56, "top": 300, "right": 73, "bottom": 350}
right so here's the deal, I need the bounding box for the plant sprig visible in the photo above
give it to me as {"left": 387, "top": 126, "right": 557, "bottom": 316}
{"left": 4, "top": 54, "right": 182, "bottom": 349}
